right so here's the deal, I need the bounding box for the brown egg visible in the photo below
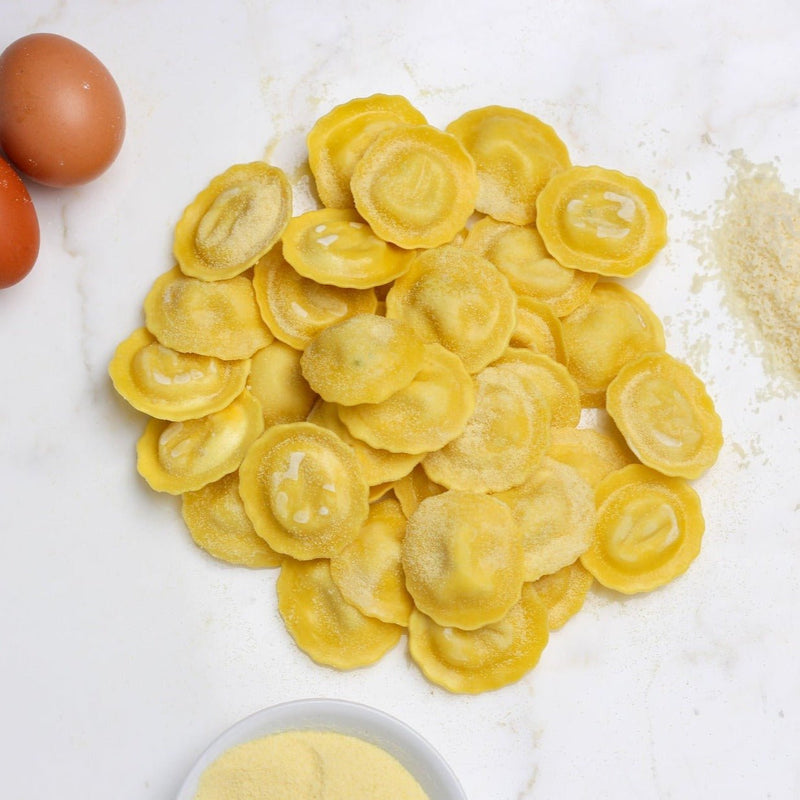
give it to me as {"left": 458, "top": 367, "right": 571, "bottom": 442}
{"left": 0, "top": 33, "right": 125, "bottom": 187}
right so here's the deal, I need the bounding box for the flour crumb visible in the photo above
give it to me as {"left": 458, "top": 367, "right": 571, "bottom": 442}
{"left": 706, "top": 151, "right": 800, "bottom": 388}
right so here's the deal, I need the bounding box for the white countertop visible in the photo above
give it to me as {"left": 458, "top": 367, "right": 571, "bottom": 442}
{"left": 1, "top": 1, "right": 799, "bottom": 798}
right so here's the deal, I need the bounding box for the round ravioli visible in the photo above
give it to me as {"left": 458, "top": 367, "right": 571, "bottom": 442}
{"left": 300, "top": 314, "right": 425, "bottom": 406}
{"left": 385, "top": 245, "right": 517, "bottom": 374}
{"left": 337, "top": 343, "right": 475, "bottom": 455}
{"left": 282, "top": 208, "right": 411, "bottom": 289}
{"left": 535, "top": 165, "right": 668, "bottom": 278}
{"left": 247, "top": 340, "right": 317, "bottom": 428}
{"left": 252, "top": 244, "right": 377, "bottom": 350}
{"left": 173, "top": 161, "right": 291, "bottom": 281}
{"left": 561, "top": 281, "right": 665, "bottom": 406}
{"left": 463, "top": 216, "right": 595, "bottom": 316}
{"left": 401, "top": 491, "right": 524, "bottom": 630}
{"left": 509, "top": 296, "right": 567, "bottom": 363}
{"left": 392, "top": 463, "right": 446, "bottom": 519}
{"left": 307, "top": 93, "right": 428, "bottom": 209}
{"left": 492, "top": 348, "right": 581, "bottom": 428}
{"left": 581, "top": 464, "right": 705, "bottom": 594}
{"left": 109, "top": 327, "right": 250, "bottom": 421}
{"left": 144, "top": 267, "right": 273, "bottom": 360}
{"left": 181, "top": 472, "right": 282, "bottom": 568}
{"left": 532, "top": 560, "right": 594, "bottom": 630}
{"left": 547, "top": 426, "right": 635, "bottom": 488}
{"left": 277, "top": 558, "right": 402, "bottom": 669}
{"left": 422, "top": 366, "right": 550, "bottom": 493}
{"left": 495, "top": 457, "right": 597, "bottom": 582}
{"left": 446, "top": 105, "right": 570, "bottom": 225}
{"left": 238, "top": 422, "right": 369, "bottom": 560}
{"left": 408, "top": 583, "right": 549, "bottom": 694}
{"left": 330, "top": 496, "right": 413, "bottom": 626}
{"left": 307, "top": 400, "right": 422, "bottom": 486}
{"left": 351, "top": 124, "right": 479, "bottom": 249}
{"left": 136, "top": 390, "right": 264, "bottom": 494}
{"left": 606, "top": 351, "right": 722, "bottom": 479}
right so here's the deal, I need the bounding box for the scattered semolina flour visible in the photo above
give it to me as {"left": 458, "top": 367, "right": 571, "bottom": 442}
{"left": 709, "top": 150, "right": 800, "bottom": 386}
{"left": 193, "top": 729, "right": 430, "bottom": 800}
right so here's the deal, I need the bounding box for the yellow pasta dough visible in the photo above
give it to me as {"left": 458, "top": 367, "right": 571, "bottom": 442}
{"left": 532, "top": 560, "right": 594, "bottom": 630}
{"left": 307, "top": 93, "right": 428, "bottom": 209}
{"left": 509, "top": 296, "right": 567, "bottom": 363}
{"left": 330, "top": 496, "right": 414, "bottom": 626}
{"left": 446, "top": 105, "right": 570, "bottom": 225}
{"left": 252, "top": 243, "right": 377, "bottom": 350}
{"left": 238, "top": 422, "right": 369, "bottom": 560}
{"left": 173, "top": 161, "right": 292, "bottom": 281}
{"left": 581, "top": 464, "right": 705, "bottom": 594}
{"left": 282, "top": 208, "right": 411, "bottom": 289}
{"left": 136, "top": 390, "right": 264, "bottom": 495}
{"left": 144, "top": 267, "right": 273, "bottom": 360}
{"left": 247, "top": 340, "right": 317, "bottom": 428}
{"left": 392, "top": 463, "right": 446, "bottom": 519}
{"left": 300, "top": 314, "right": 425, "bottom": 406}
{"left": 463, "top": 216, "right": 596, "bottom": 316}
{"left": 408, "top": 583, "right": 549, "bottom": 694}
{"left": 561, "top": 280, "right": 665, "bottom": 407}
{"left": 401, "top": 491, "right": 524, "bottom": 630}
{"left": 606, "top": 351, "right": 723, "bottom": 479}
{"left": 351, "top": 124, "right": 479, "bottom": 249}
{"left": 109, "top": 327, "right": 250, "bottom": 421}
{"left": 385, "top": 245, "right": 517, "bottom": 374}
{"left": 547, "top": 425, "right": 634, "bottom": 488}
{"left": 495, "top": 457, "right": 596, "bottom": 582}
{"left": 492, "top": 348, "right": 581, "bottom": 428}
{"left": 307, "top": 400, "right": 422, "bottom": 487}
{"left": 337, "top": 343, "right": 475, "bottom": 455}
{"left": 181, "top": 472, "right": 282, "bottom": 568}
{"left": 422, "top": 366, "right": 550, "bottom": 493}
{"left": 277, "top": 558, "right": 403, "bottom": 669}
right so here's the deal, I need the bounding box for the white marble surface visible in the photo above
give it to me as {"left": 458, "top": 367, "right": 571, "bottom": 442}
{"left": 1, "top": 1, "right": 799, "bottom": 798}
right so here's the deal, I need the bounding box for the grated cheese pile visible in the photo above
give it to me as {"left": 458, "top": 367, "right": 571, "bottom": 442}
{"left": 711, "top": 150, "right": 800, "bottom": 384}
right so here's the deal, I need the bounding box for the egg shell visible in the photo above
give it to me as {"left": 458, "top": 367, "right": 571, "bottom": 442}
{"left": 0, "top": 155, "right": 40, "bottom": 288}
{"left": 0, "top": 33, "right": 126, "bottom": 187}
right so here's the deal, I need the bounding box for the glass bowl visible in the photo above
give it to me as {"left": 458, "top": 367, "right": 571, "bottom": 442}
{"left": 176, "top": 697, "right": 467, "bottom": 800}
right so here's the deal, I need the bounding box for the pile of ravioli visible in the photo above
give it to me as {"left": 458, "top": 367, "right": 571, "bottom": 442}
{"left": 110, "top": 96, "right": 723, "bottom": 694}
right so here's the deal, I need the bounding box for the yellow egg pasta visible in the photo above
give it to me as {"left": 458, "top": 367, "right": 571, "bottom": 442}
{"left": 561, "top": 281, "right": 665, "bottom": 407}
{"left": 422, "top": 366, "right": 550, "bottom": 493}
{"left": 307, "top": 93, "right": 427, "bottom": 209}
{"left": 238, "top": 422, "right": 369, "bottom": 560}
{"left": 252, "top": 244, "right": 377, "bottom": 350}
{"left": 581, "top": 464, "right": 705, "bottom": 594}
{"left": 408, "top": 583, "right": 550, "bottom": 694}
{"left": 282, "top": 208, "right": 411, "bottom": 289}
{"left": 136, "top": 390, "right": 264, "bottom": 494}
{"left": 277, "top": 558, "right": 403, "bottom": 669}
{"left": 401, "top": 491, "right": 524, "bottom": 630}
{"left": 330, "top": 496, "right": 414, "bottom": 626}
{"left": 300, "top": 314, "right": 425, "bottom": 406}
{"left": 351, "top": 124, "right": 479, "bottom": 249}
{"left": 446, "top": 105, "right": 570, "bottom": 225}
{"left": 145, "top": 267, "right": 273, "bottom": 360}
{"left": 385, "top": 245, "right": 517, "bottom": 374}
{"left": 337, "top": 343, "right": 475, "bottom": 455}
{"left": 495, "top": 457, "right": 597, "bottom": 582}
{"left": 112, "top": 95, "right": 721, "bottom": 694}
{"left": 181, "top": 472, "right": 282, "bottom": 568}
{"left": 173, "top": 161, "right": 291, "bottom": 281}
{"left": 109, "top": 327, "right": 250, "bottom": 421}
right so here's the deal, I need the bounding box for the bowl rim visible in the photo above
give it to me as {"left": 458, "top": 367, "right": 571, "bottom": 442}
{"left": 176, "top": 697, "right": 467, "bottom": 800}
